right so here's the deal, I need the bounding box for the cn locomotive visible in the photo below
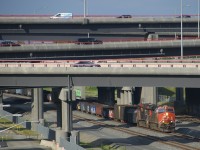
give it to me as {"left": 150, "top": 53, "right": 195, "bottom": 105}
{"left": 136, "top": 103, "right": 175, "bottom": 132}
{"left": 76, "top": 101, "right": 176, "bottom": 132}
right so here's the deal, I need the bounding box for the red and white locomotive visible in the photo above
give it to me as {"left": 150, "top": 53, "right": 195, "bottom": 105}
{"left": 136, "top": 103, "right": 175, "bottom": 132}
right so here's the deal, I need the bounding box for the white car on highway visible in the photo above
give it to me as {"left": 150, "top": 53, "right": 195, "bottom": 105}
{"left": 50, "top": 13, "right": 73, "bottom": 19}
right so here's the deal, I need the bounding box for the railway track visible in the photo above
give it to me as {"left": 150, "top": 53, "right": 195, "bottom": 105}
{"left": 137, "top": 124, "right": 200, "bottom": 142}
{"left": 74, "top": 114, "right": 199, "bottom": 150}
{"left": 176, "top": 115, "right": 200, "bottom": 123}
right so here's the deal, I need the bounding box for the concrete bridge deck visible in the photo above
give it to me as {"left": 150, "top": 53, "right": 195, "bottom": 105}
{"left": 0, "top": 60, "right": 200, "bottom": 87}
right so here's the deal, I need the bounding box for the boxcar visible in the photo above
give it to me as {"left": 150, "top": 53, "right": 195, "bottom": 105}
{"left": 90, "top": 103, "right": 96, "bottom": 115}
{"left": 114, "top": 104, "right": 128, "bottom": 122}
{"left": 126, "top": 106, "right": 137, "bottom": 124}
{"left": 95, "top": 103, "right": 104, "bottom": 116}
{"left": 109, "top": 108, "right": 115, "bottom": 119}
{"left": 80, "top": 102, "right": 87, "bottom": 112}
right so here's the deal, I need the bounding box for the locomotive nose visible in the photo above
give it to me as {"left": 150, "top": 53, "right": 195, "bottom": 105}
{"left": 162, "top": 113, "right": 174, "bottom": 124}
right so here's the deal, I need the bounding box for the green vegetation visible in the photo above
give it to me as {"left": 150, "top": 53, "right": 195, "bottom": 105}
{"left": 80, "top": 142, "right": 93, "bottom": 149}
{"left": 158, "top": 87, "right": 175, "bottom": 97}
{"left": 157, "top": 100, "right": 174, "bottom": 107}
{"left": 80, "top": 141, "right": 127, "bottom": 150}
{"left": 101, "top": 145, "right": 126, "bottom": 150}
{"left": 85, "top": 86, "right": 98, "bottom": 98}
{"left": 0, "top": 118, "right": 39, "bottom": 137}
{"left": 43, "top": 87, "right": 52, "bottom": 92}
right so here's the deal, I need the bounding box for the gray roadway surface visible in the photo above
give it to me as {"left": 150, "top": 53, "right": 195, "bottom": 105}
{"left": 73, "top": 111, "right": 200, "bottom": 150}
{"left": 0, "top": 16, "right": 199, "bottom": 41}
{"left": 0, "top": 16, "right": 198, "bottom": 24}
{"left": 0, "top": 39, "right": 200, "bottom": 52}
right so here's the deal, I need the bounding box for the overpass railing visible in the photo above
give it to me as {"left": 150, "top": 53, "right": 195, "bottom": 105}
{"left": 0, "top": 60, "right": 200, "bottom": 68}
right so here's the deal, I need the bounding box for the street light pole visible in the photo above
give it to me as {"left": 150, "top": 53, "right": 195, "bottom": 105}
{"left": 198, "top": 0, "right": 200, "bottom": 38}
{"left": 181, "top": 0, "right": 183, "bottom": 59}
{"left": 84, "top": 0, "right": 86, "bottom": 18}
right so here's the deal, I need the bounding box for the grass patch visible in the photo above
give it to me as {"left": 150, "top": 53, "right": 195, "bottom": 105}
{"left": 157, "top": 101, "right": 174, "bottom": 107}
{"left": 80, "top": 141, "right": 127, "bottom": 150}
{"left": 85, "top": 86, "right": 98, "bottom": 98}
{"left": 80, "top": 142, "right": 93, "bottom": 149}
{"left": 43, "top": 88, "right": 52, "bottom": 92}
{"left": 101, "top": 145, "right": 126, "bottom": 150}
{"left": 158, "top": 87, "right": 175, "bottom": 97}
{"left": 0, "top": 119, "right": 39, "bottom": 137}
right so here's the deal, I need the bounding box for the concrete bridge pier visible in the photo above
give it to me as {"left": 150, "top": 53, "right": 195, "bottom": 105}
{"left": 117, "top": 87, "right": 134, "bottom": 105}
{"left": 176, "top": 88, "right": 184, "bottom": 104}
{"left": 58, "top": 85, "right": 73, "bottom": 142}
{"left": 52, "top": 87, "right": 62, "bottom": 128}
{"left": 98, "top": 87, "right": 115, "bottom": 106}
{"left": 0, "top": 90, "right": 3, "bottom": 110}
{"left": 185, "top": 88, "right": 200, "bottom": 114}
{"left": 133, "top": 87, "right": 142, "bottom": 104}
{"left": 31, "top": 88, "right": 44, "bottom": 125}
{"left": 141, "top": 87, "right": 158, "bottom": 104}
{"left": 61, "top": 100, "right": 71, "bottom": 141}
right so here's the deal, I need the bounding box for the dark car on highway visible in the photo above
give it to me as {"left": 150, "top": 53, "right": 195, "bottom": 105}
{"left": 176, "top": 15, "right": 191, "bottom": 18}
{"left": 0, "top": 41, "right": 20, "bottom": 47}
{"left": 72, "top": 61, "right": 101, "bottom": 67}
{"left": 76, "top": 38, "right": 103, "bottom": 45}
{"left": 117, "top": 15, "right": 132, "bottom": 18}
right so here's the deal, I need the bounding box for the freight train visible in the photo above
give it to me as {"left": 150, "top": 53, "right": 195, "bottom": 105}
{"left": 76, "top": 101, "right": 176, "bottom": 132}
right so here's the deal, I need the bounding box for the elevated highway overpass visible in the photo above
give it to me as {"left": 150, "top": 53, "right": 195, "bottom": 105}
{"left": 0, "top": 39, "right": 200, "bottom": 59}
{"left": 0, "top": 60, "right": 200, "bottom": 88}
{"left": 0, "top": 16, "right": 199, "bottom": 41}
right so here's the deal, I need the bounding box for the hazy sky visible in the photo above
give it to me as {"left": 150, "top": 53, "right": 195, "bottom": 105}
{"left": 0, "top": 0, "right": 199, "bottom": 16}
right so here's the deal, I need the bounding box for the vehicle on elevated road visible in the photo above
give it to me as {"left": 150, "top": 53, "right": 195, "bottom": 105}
{"left": 50, "top": 13, "right": 73, "bottom": 19}
{"left": 72, "top": 61, "right": 101, "bottom": 67}
{"left": 176, "top": 15, "right": 191, "bottom": 18}
{"left": 76, "top": 38, "right": 103, "bottom": 45}
{"left": 117, "top": 15, "right": 132, "bottom": 18}
{"left": 0, "top": 41, "right": 20, "bottom": 47}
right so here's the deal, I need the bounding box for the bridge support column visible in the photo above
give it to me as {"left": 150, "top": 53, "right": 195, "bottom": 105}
{"left": 58, "top": 76, "right": 73, "bottom": 141}
{"left": 52, "top": 88, "right": 62, "bottom": 128}
{"left": 133, "top": 87, "right": 142, "bottom": 105}
{"left": 98, "top": 87, "right": 115, "bottom": 106}
{"left": 31, "top": 88, "right": 44, "bottom": 124}
{"left": 61, "top": 100, "right": 71, "bottom": 141}
{"left": 185, "top": 88, "right": 200, "bottom": 115}
{"left": 141, "top": 87, "right": 158, "bottom": 104}
{"left": 0, "top": 90, "right": 3, "bottom": 110}
{"left": 117, "top": 87, "right": 134, "bottom": 105}
{"left": 176, "top": 88, "right": 184, "bottom": 104}
{"left": 38, "top": 88, "right": 44, "bottom": 125}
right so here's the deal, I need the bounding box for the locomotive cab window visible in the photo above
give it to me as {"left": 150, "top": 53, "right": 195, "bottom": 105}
{"left": 157, "top": 108, "right": 165, "bottom": 113}
{"left": 167, "top": 108, "right": 174, "bottom": 113}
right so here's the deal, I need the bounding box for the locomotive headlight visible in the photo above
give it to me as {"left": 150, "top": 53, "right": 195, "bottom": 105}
{"left": 166, "top": 112, "right": 168, "bottom": 116}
